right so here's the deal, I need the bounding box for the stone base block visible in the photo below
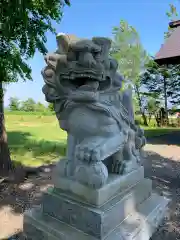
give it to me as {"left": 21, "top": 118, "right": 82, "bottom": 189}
{"left": 42, "top": 178, "right": 152, "bottom": 238}
{"left": 53, "top": 166, "right": 144, "bottom": 206}
{"left": 23, "top": 164, "right": 169, "bottom": 240}
{"left": 23, "top": 193, "right": 169, "bottom": 240}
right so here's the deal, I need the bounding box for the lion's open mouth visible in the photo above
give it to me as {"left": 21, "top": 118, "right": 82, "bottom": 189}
{"left": 60, "top": 73, "right": 111, "bottom": 91}
{"left": 72, "top": 77, "right": 96, "bottom": 87}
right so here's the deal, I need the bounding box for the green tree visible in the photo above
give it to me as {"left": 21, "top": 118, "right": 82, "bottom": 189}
{"left": 171, "top": 105, "right": 178, "bottom": 113}
{"left": 35, "top": 102, "right": 47, "bottom": 112}
{"left": 140, "top": 60, "right": 180, "bottom": 124}
{"left": 111, "top": 20, "right": 149, "bottom": 126}
{"left": 48, "top": 103, "right": 54, "bottom": 112}
{"left": 0, "top": 0, "right": 70, "bottom": 175}
{"left": 132, "top": 95, "right": 139, "bottom": 114}
{"left": 9, "top": 97, "right": 20, "bottom": 111}
{"left": 21, "top": 98, "right": 36, "bottom": 112}
{"left": 141, "top": 4, "right": 180, "bottom": 126}
{"left": 145, "top": 97, "right": 161, "bottom": 124}
{"left": 167, "top": 65, "right": 180, "bottom": 106}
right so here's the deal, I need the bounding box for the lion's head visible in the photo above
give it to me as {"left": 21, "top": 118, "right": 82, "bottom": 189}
{"left": 42, "top": 34, "right": 123, "bottom": 103}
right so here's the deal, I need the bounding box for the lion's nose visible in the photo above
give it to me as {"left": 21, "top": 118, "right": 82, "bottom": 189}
{"left": 78, "top": 52, "right": 96, "bottom": 68}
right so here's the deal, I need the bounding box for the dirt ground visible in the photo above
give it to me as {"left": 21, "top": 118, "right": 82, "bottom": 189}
{"left": 0, "top": 135, "right": 180, "bottom": 239}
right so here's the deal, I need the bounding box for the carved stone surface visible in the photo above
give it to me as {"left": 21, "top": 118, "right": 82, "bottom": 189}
{"left": 41, "top": 34, "right": 146, "bottom": 189}
{"left": 24, "top": 34, "right": 168, "bottom": 240}
{"left": 24, "top": 191, "right": 169, "bottom": 240}
{"left": 23, "top": 33, "right": 170, "bottom": 240}
{"left": 42, "top": 178, "right": 152, "bottom": 238}
{"left": 53, "top": 163, "right": 145, "bottom": 206}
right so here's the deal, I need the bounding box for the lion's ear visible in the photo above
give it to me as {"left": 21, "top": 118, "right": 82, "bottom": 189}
{"left": 92, "top": 37, "right": 112, "bottom": 54}
{"left": 56, "top": 33, "right": 79, "bottom": 54}
{"left": 92, "top": 37, "right": 112, "bottom": 66}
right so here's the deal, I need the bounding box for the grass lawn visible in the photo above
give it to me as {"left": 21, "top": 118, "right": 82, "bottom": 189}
{"left": 6, "top": 114, "right": 67, "bottom": 167}
{"left": 143, "top": 126, "right": 180, "bottom": 138}
{"left": 5, "top": 113, "right": 179, "bottom": 167}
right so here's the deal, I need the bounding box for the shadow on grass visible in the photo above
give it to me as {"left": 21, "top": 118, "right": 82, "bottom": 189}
{"left": 7, "top": 131, "right": 67, "bottom": 166}
{"left": 145, "top": 129, "right": 180, "bottom": 146}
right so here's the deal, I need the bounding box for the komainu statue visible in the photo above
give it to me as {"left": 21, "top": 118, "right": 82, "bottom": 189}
{"left": 42, "top": 34, "right": 146, "bottom": 189}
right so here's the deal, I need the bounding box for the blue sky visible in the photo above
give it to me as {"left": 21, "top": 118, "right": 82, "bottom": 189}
{"left": 4, "top": 0, "right": 180, "bottom": 106}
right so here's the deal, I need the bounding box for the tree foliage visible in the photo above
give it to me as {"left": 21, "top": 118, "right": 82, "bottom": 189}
{"left": 20, "top": 98, "right": 36, "bottom": 112}
{"left": 8, "top": 97, "right": 53, "bottom": 113}
{"left": 111, "top": 20, "right": 149, "bottom": 86}
{"left": 141, "top": 3, "right": 180, "bottom": 111}
{"left": 111, "top": 20, "right": 149, "bottom": 125}
{"left": 0, "top": 0, "right": 69, "bottom": 174}
{"left": 0, "top": 0, "right": 69, "bottom": 84}
{"left": 145, "top": 97, "right": 161, "bottom": 123}
{"left": 167, "top": 66, "right": 180, "bottom": 105}
{"left": 164, "top": 3, "right": 179, "bottom": 38}
{"left": 9, "top": 97, "right": 20, "bottom": 111}
{"left": 48, "top": 103, "right": 54, "bottom": 112}
{"left": 140, "top": 60, "right": 180, "bottom": 111}
{"left": 35, "top": 102, "right": 47, "bottom": 112}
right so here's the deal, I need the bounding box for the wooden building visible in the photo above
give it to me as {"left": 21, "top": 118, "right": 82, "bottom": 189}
{"left": 155, "top": 20, "right": 180, "bottom": 65}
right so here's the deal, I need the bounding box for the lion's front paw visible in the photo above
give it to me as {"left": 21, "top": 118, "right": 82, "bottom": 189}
{"left": 111, "top": 159, "right": 125, "bottom": 174}
{"left": 75, "top": 144, "right": 101, "bottom": 163}
{"left": 123, "top": 160, "right": 139, "bottom": 174}
{"left": 75, "top": 162, "right": 108, "bottom": 189}
{"left": 135, "top": 137, "right": 142, "bottom": 149}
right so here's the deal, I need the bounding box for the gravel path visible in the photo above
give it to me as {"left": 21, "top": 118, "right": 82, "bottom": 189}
{"left": 144, "top": 132, "right": 180, "bottom": 239}
{"left": 0, "top": 132, "right": 180, "bottom": 239}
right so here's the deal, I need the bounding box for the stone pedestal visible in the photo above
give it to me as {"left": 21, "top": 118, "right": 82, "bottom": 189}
{"left": 23, "top": 165, "right": 169, "bottom": 240}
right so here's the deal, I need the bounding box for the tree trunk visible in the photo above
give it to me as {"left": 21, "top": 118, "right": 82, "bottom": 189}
{"left": 163, "top": 76, "right": 169, "bottom": 125}
{"left": 135, "top": 85, "right": 148, "bottom": 126}
{"left": 141, "top": 112, "right": 148, "bottom": 126}
{"left": 0, "top": 82, "right": 13, "bottom": 177}
{"left": 148, "top": 113, "right": 152, "bottom": 123}
{"left": 154, "top": 111, "right": 160, "bottom": 127}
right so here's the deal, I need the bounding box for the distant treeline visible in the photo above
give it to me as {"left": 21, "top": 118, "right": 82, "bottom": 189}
{"left": 7, "top": 97, "right": 54, "bottom": 113}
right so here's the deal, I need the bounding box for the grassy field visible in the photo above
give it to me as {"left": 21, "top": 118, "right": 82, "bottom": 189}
{"left": 6, "top": 114, "right": 67, "bottom": 167}
{"left": 5, "top": 113, "right": 179, "bottom": 167}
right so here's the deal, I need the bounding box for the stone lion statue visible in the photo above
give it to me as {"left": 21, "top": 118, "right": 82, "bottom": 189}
{"left": 41, "top": 34, "right": 146, "bottom": 189}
